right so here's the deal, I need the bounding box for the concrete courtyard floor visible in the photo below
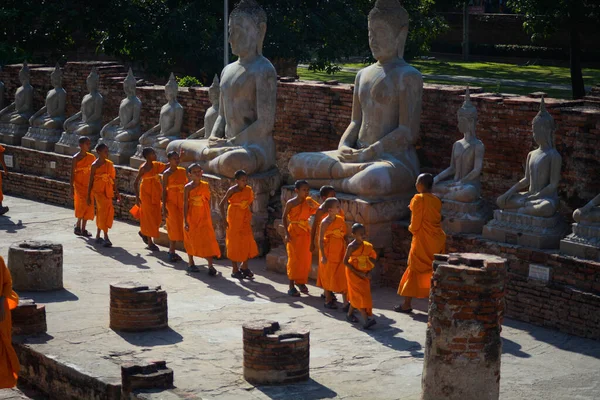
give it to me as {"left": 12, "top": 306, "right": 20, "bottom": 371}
{"left": 1, "top": 195, "right": 600, "bottom": 400}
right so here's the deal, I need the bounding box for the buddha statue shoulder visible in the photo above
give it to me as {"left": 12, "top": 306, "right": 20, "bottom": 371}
{"left": 29, "top": 63, "right": 67, "bottom": 130}
{"left": 0, "top": 62, "right": 34, "bottom": 125}
{"left": 139, "top": 73, "right": 183, "bottom": 149}
{"left": 100, "top": 68, "right": 142, "bottom": 142}
{"left": 187, "top": 75, "right": 220, "bottom": 140}
{"left": 496, "top": 98, "right": 562, "bottom": 217}
{"left": 64, "top": 67, "right": 104, "bottom": 136}
{"left": 288, "top": 0, "right": 422, "bottom": 200}
{"left": 433, "top": 87, "right": 485, "bottom": 203}
{"left": 166, "top": 0, "right": 277, "bottom": 178}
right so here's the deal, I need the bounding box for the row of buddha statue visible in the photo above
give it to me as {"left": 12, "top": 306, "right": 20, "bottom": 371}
{"left": 0, "top": 0, "right": 597, "bottom": 258}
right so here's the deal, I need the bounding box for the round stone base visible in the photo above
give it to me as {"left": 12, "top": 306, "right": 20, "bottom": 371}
{"left": 7, "top": 241, "right": 63, "bottom": 291}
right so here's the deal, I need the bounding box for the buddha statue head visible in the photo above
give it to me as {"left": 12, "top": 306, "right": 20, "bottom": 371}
{"left": 229, "top": 0, "right": 267, "bottom": 58}
{"left": 87, "top": 67, "right": 100, "bottom": 93}
{"left": 123, "top": 68, "right": 137, "bottom": 97}
{"left": 19, "top": 61, "right": 30, "bottom": 85}
{"left": 165, "top": 72, "right": 178, "bottom": 102}
{"left": 532, "top": 97, "right": 555, "bottom": 148}
{"left": 457, "top": 87, "right": 477, "bottom": 135}
{"left": 50, "top": 63, "right": 63, "bottom": 88}
{"left": 208, "top": 74, "right": 220, "bottom": 106}
{"left": 368, "top": 0, "right": 409, "bottom": 61}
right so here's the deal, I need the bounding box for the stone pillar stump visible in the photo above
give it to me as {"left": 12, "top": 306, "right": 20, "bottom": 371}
{"left": 109, "top": 281, "right": 168, "bottom": 332}
{"left": 11, "top": 298, "right": 47, "bottom": 336}
{"left": 121, "top": 361, "right": 174, "bottom": 396}
{"left": 8, "top": 241, "right": 63, "bottom": 291}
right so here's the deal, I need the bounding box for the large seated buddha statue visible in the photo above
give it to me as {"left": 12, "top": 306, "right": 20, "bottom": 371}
{"left": 0, "top": 62, "right": 34, "bottom": 144}
{"left": 55, "top": 67, "right": 104, "bottom": 154}
{"left": 288, "top": 0, "right": 422, "bottom": 200}
{"left": 166, "top": 0, "right": 277, "bottom": 178}
{"left": 97, "top": 68, "right": 142, "bottom": 164}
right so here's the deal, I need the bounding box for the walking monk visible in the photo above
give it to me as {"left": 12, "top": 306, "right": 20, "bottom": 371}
{"left": 318, "top": 198, "right": 348, "bottom": 309}
{"left": 87, "top": 143, "right": 120, "bottom": 248}
{"left": 395, "top": 173, "right": 446, "bottom": 313}
{"left": 0, "top": 145, "right": 8, "bottom": 216}
{"left": 162, "top": 151, "right": 186, "bottom": 262}
{"left": 0, "top": 256, "right": 19, "bottom": 388}
{"left": 134, "top": 148, "right": 166, "bottom": 251}
{"left": 283, "top": 180, "right": 319, "bottom": 297}
{"left": 70, "top": 137, "right": 95, "bottom": 237}
{"left": 219, "top": 170, "right": 258, "bottom": 280}
{"left": 344, "top": 223, "right": 377, "bottom": 329}
{"left": 183, "top": 164, "right": 220, "bottom": 275}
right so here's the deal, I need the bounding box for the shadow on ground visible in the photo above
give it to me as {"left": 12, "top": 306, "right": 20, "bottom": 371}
{"left": 254, "top": 377, "right": 337, "bottom": 400}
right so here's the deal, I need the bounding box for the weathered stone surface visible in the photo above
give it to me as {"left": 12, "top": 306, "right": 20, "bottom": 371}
{"left": 441, "top": 199, "right": 490, "bottom": 234}
{"left": 121, "top": 361, "right": 174, "bottom": 395}
{"left": 21, "top": 127, "right": 63, "bottom": 151}
{"left": 11, "top": 298, "right": 47, "bottom": 336}
{"left": 109, "top": 281, "right": 168, "bottom": 332}
{"left": 7, "top": 240, "right": 63, "bottom": 291}
{"left": 560, "top": 223, "right": 600, "bottom": 261}
{"left": 0, "top": 123, "right": 28, "bottom": 145}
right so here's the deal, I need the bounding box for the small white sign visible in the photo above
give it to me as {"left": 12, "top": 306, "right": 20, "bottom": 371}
{"left": 529, "top": 264, "right": 550, "bottom": 283}
{"left": 49, "top": 161, "right": 56, "bottom": 169}
{"left": 4, "top": 155, "right": 13, "bottom": 168}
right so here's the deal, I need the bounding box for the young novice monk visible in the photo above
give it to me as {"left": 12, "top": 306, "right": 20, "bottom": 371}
{"left": 0, "top": 145, "right": 9, "bottom": 216}
{"left": 134, "top": 148, "right": 166, "bottom": 251}
{"left": 87, "top": 143, "right": 120, "bottom": 247}
{"left": 344, "top": 223, "right": 378, "bottom": 329}
{"left": 0, "top": 255, "right": 20, "bottom": 388}
{"left": 219, "top": 170, "right": 258, "bottom": 279}
{"left": 161, "top": 151, "right": 186, "bottom": 262}
{"left": 283, "top": 180, "right": 319, "bottom": 297}
{"left": 395, "top": 173, "right": 446, "bottom": 313}
{"left": 318, "top": 197, "right": 348, "bottom": 309}
{"left": 183, "top": 163, "right": 221, "bottom": 275}
{"left": 70, "top": 137, "right": 95, "bottom": 237}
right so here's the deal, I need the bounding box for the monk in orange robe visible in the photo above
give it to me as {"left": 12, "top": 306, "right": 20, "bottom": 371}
{"left": 134, "top": 148, "right": 166, "bottom": 251}
{"left": 70, "top": 137, "right": 95, "bottom": 237}
{"left": 183, "top": 164, "right": 221, "bottom": 275}
{"left": 220, "top": 170, "right": 259, "bottom": 280}
{"left": 318, "top": 198, "right": 348, "bottom": 309}
{"left": 0, "top": 256, "right": 19, "bottom": 388}
{"left": 0, "top": 145, "right": 8, "bottom": 216}
{"left": 344, "top": 223, "right": 378, "bottom": 329}
{"left": 283, "top": 180, "right": 319, "bottom": 297}
{"left": 395, "top": 173, "right": 446, "bottom": 313}
{"left": 162, "top": 151, "right": 186, "bottom": 262}
{"left": 87, "top": 143, "right": 120, "bottom": 248}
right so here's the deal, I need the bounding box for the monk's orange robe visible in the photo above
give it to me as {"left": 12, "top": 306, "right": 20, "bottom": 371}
{"left": 0, "top": 145, "right": 5, "bottom": 204}
{"left": 0, "top": 256, "right": 19, "bottom": 388}
{"left": 139, "top": 161, "right": 166, "bottom": 239}
{"left": 398, "top": 193, "right": 446, "bottom": 298}
{"left": 184, "top": 182, "right": 221, "bottom": 258}
{"left": 318, "top": 215, "right": 347, "bottom": 293}
{"left": 315, "top": 208, "right": 345, "bottom": 288}
{"left": 92, "top": 160, "right": 116, "bottom": 232}
{"left": 346, "top": 241, "right": 377, "bottom": 315}
{"left": 286, "top": 197, "right": 319, "bottom": 284}
{"left": 165, "top": 167, "right": 187, "bottom": 242}
{"left": 226, "top": 186, "right": 259, "bottom": 262}
{"left": 74, "top": 152, "right": 95, "bottom": 221}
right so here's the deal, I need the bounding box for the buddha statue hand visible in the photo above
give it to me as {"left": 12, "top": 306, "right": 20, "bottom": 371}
{"left": 208, "top": 137, "right": 229, "bottom": 148}
{"left": 339, "top": 146, "right": 376, "bottom": 164}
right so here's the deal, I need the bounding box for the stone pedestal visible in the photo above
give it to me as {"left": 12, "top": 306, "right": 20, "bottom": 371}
{"left": 11, "top": 298, "right": 47, "bottom": 336}
{"left": 121, "top": 361, "right": 174, "bottom": 396}
{"left": 482, "top": 210, "right": 566, "bottom": 249}
{"left": 0, "top": 123, "right": 29, "bottom": 145}
{"left": 55, "top": 132, "right": 100, "bottom": 155}
{"left": 7, "top": 241, "right": 63, "bottom": 291}
{"left": 21, "top": 127, "right": 63, "bottom": 151}
{"left": 243, "top": 320, "right": 310, "bottom": 385}
{"left": 422, "top": 253, "right": 507, "bottom": 400}
{"left": 110, "top": 281, "right": 168, "bottom": 332}
{"left": 441, "top": 199, "right": 490, "bottom": 234}
{"left": 96, "top": 138, "right": 138, "bottom": 165}
{"left": 560, "top": 223, "right": 600, "bottom": 261}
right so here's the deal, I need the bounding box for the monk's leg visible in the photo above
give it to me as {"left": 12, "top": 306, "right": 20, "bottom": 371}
{"left": 206, "top": 257, "right": 217, "bottom": 276}
{"left": 231, "top": 261, "right": 239, "bottom": 274}
{"left": 96, "top": 228, "right": 101, "bottom": 240}
{"left": 358, "top": 308, "right": 369, "bottom": 324}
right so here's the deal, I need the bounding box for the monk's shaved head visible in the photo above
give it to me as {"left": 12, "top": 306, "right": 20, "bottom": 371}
{"left": 417, "top": 173, "right": 434, "bottom": 190}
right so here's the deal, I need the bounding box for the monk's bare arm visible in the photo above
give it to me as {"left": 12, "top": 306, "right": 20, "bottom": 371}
{"left": 220, "top": 187, "right": 235, "bottom": 225}
{"left": 161, "top": 171, "right": 170, "bottom": 215}
{"left": 69, "top": 156, "right": 77, "bottom": 195}
{"left": 310, "top": 208, "right": 326, "bottom": 252}
{"left": 183, "top": 185, "right": 191, "bottom": 231}
{"left": 338, "top": 71, "right": 362, "bottom": 150}
{"left": 87, "top": 163, "right": 97, "bottom": 204}
{"left": 133, "top": 168, "right": 145, "bottom": 204}
{"left": 282, "top": 199, "right": 295, "bottom": 243}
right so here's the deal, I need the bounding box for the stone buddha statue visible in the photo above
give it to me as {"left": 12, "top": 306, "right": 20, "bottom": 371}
{"left": 166, "top": 0, "right": 277, "bottom": 178}
{"left": 64, "top": 68, "right": 104, "bottom": 136}
{"left": 560, "top": 193, "right": 600, "bottom": 258}
{"left": 186, "top": 75, "right": 219, "bottom": 140}
{"left": 433, "top": 88, "right": 484, "bottom": 203}
{"left": 496, "top": 98, "right": 561, "bottom": 218}
{"left": 98, "top": 68, "right": 142, "bottom": 163}
{"left": 28, "top": 63, "right": 66, "bottom": 130}
{"left": 288, "top": 0, "right": 422, "bottom": 200}
{"left": 0, "top": 62, "right": 34, "bottom": 143}
{"left": 573, "top": 194, "right": 600, "bottom": 225}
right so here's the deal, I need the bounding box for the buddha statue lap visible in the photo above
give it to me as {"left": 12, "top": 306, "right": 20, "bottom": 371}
{"left": 97, "top": 68, "right": 142, "bottom": 164}
{"left": 55, "top": 67, "right": 104, "bottom": 155}
{"left": 0, "top": 62, "right": 34, "bottom": 144}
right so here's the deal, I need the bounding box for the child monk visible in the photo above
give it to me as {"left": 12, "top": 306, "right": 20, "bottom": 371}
{"left": 183, "top": 163, "right": 221, "bottom": 275}
{"left": 161, "top": 151, "right": 186, "bottom": 262}
{"left": 134, "top": 148, "right": 166, "bottom": 251}
{"left": 0, "top": 145, "right": 8, "bottom": 216}
{"left": 282, "top": 180, "right": 319, "bottom": 297}
{"left": 318, "top": 197, "right": 348, "bottom": 309}
{"left": 219, "top": 170, "right": 258, "bottom": 279}
{"left": 344, "top": 223, "right": 378, "bottom": 329}
{"left": 0, "top": 256, "right": 20, "bottom": 388}
{"left": 70, "top": 137, "right": 95, "bottom": 237}
{"left": 395, "top": 173, "right": 446, "bottom": 313}
{"left": 87, "top": 143, "right": 120, "bottom": 248}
